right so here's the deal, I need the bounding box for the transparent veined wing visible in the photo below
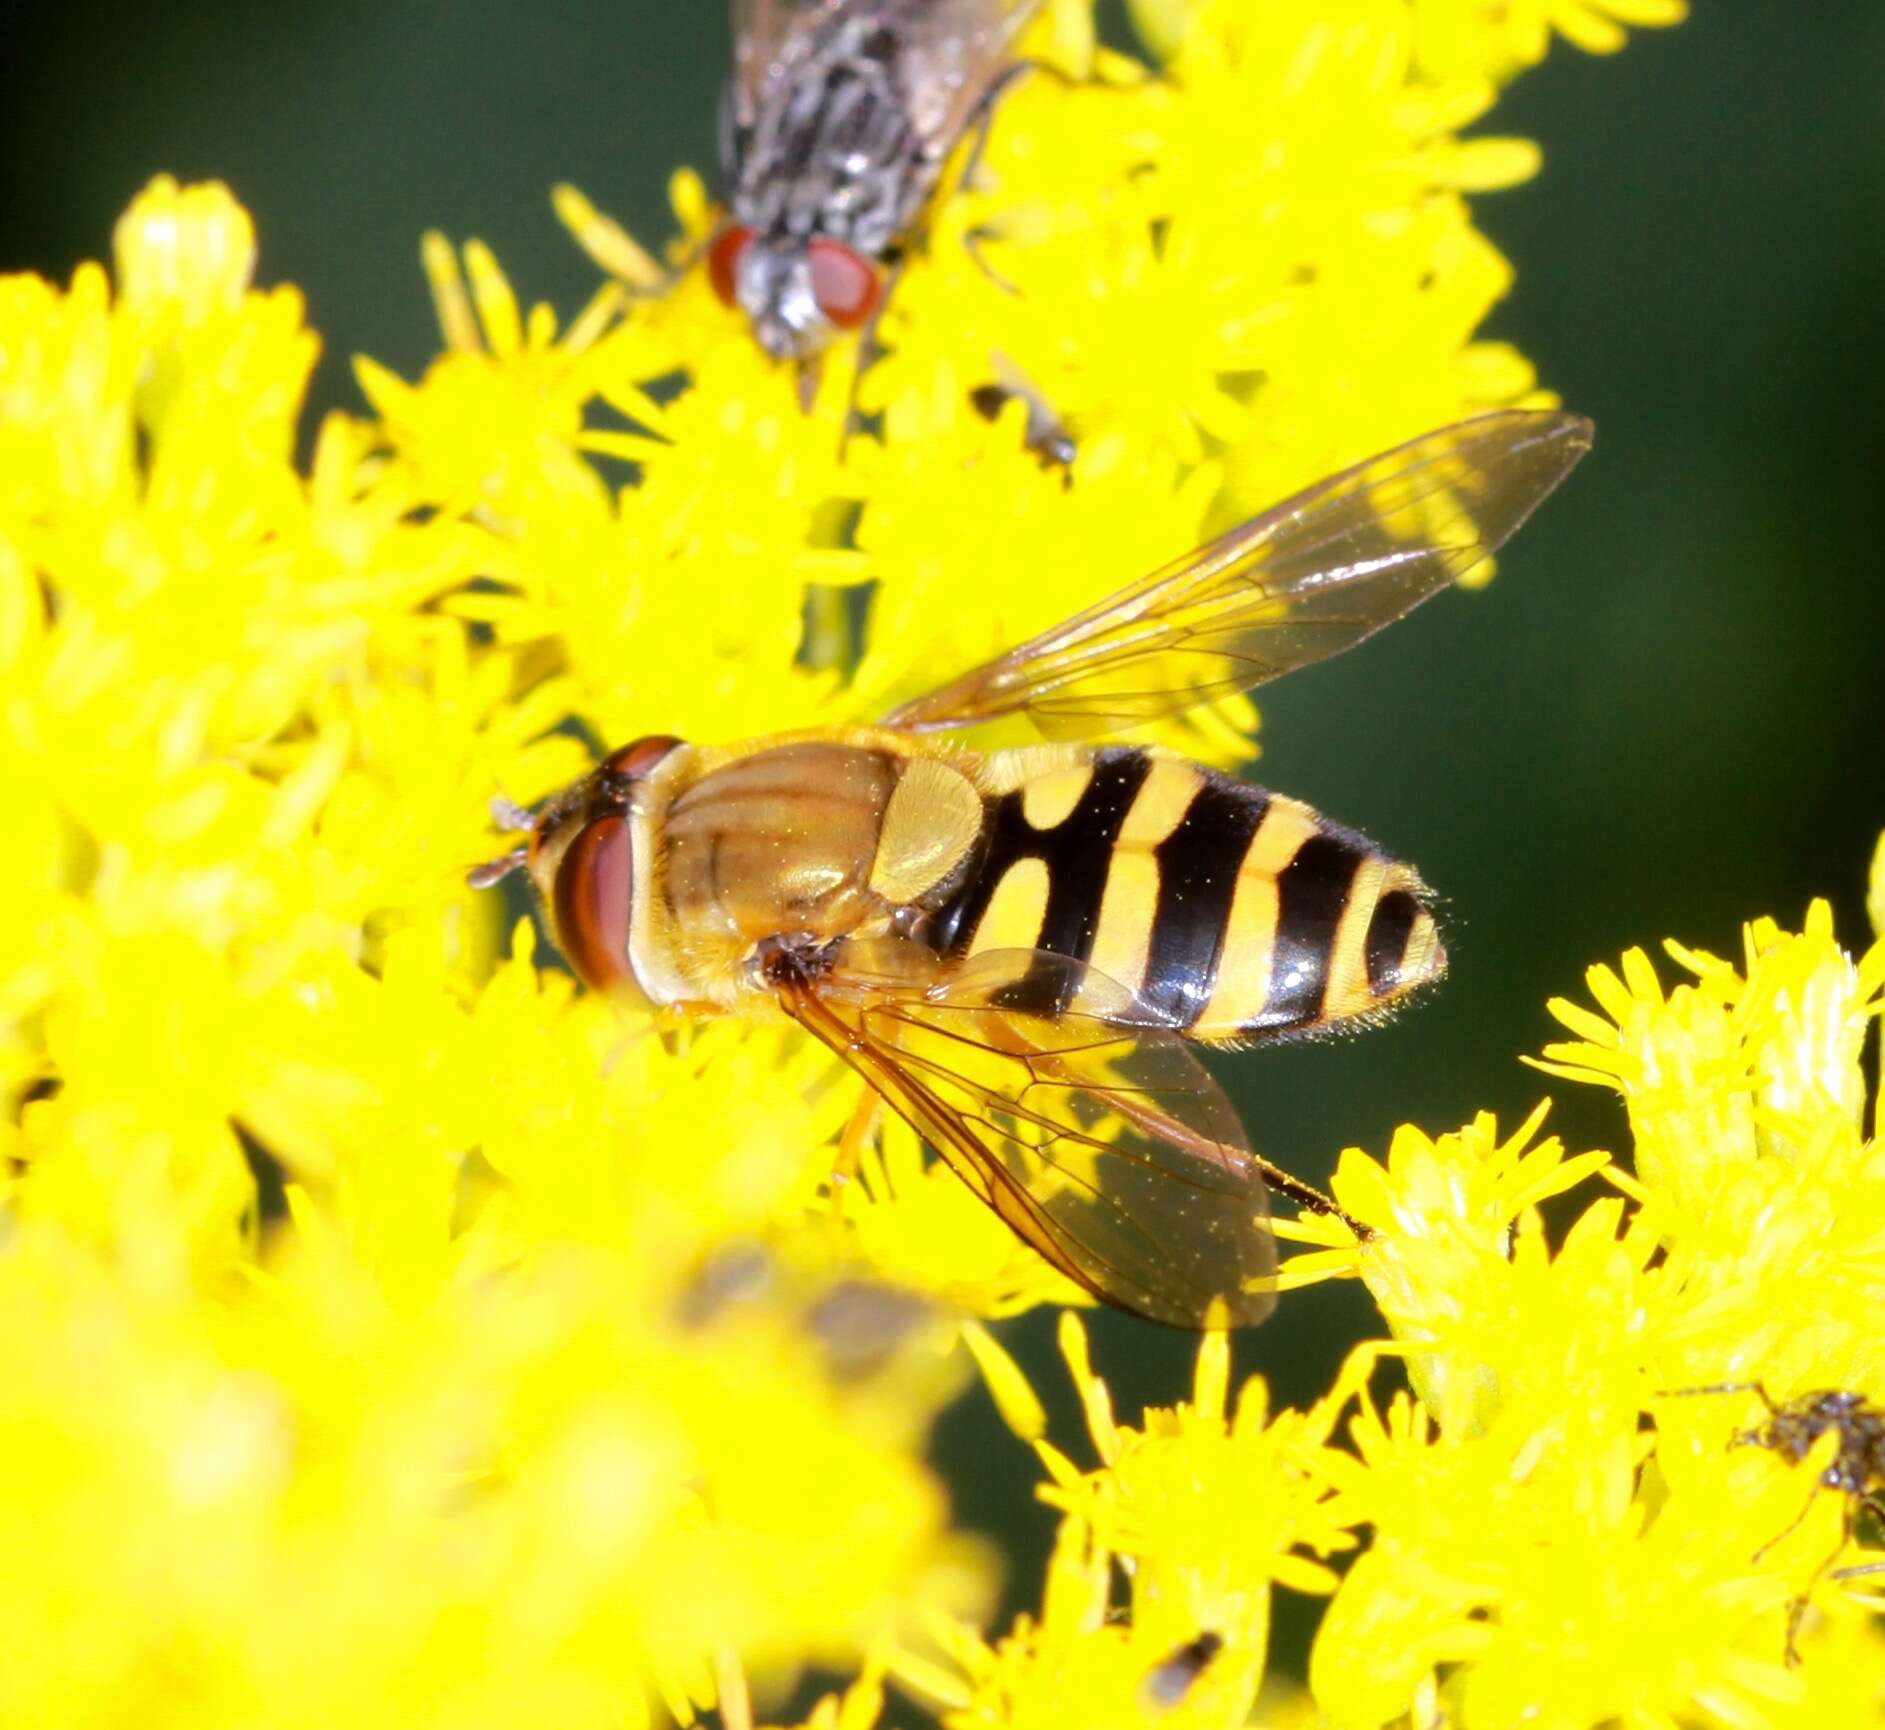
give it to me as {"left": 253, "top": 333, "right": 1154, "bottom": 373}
{"left": 778, "top": 944, "right": 1277, "bottom": 1329}
{"left": 729, "top": 0, "right": 1041, "bottom": 142}
{"left": 728, "top": 0, "right": 849, "bottom": 130}
{"left": 883, "top": 410, "right": 1594, "bottom": 741}
{"left": 889, "top": 0, "right": 1046, "bottom": 148}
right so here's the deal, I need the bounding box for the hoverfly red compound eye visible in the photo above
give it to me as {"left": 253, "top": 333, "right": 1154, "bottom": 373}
{"left": 552, "top": 814, "right": 633, "bottom": 992}
{"left": 602, "top": 734, "right": 683, "bottom": 783}
{"left": 708, "top": 225, "right": 755, "bottom": 307}
{"left": 806, "top": 239, "right": 881, "bottom": 329}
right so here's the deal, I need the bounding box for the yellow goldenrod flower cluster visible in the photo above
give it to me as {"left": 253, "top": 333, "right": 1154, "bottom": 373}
{"left": 902, "top": 902, "right": 1885, "bottom": 1728}
{"left": 34, "top": 2, "right": 1884, "bottom": 1726}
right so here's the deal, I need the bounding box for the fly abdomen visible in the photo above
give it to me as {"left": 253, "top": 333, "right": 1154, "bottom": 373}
{"left": 934, "top": 748, "right": 1443, "bottom": 1041}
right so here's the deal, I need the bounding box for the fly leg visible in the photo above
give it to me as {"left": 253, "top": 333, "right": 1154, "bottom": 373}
{"left": 834, "top": 252, "right": 909, "bottom": 460}
{"left": 1809, "top": 1494, "right": 1885, "bottom": 1659}
{"left": 944, "top": 62, "right": 1081, "bottom": 470}
{"left": 953, "top": 57, "right": 1073, "bottom": 290}
{"left": 1780, "top": 1499, "right": 1859, "bottom": 1665}
{"left": 952, "top": 58, "right": 1071, "bottom": 204}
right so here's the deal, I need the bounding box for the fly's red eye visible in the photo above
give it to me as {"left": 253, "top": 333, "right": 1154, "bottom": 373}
{"left": 553, "top": 814, "right": 632, "bottom": 992}
{"left": 807, "top": 239, "right": 880, "bottom": 329}
{"left": 603, "top": 734, "right": 683, "bottom": 782}
{"left": 708, "top": 225, "right": 754, "bottom": 306}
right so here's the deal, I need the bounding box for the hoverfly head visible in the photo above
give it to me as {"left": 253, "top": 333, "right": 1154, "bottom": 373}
{"left": 468, "top": 737, "right": 686, "bottom": 1001}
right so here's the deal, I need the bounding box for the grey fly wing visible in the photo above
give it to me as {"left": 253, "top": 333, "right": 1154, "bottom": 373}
{"left": 889, "top": 0, "right": 1047, "bottom": 148}
{"left": 729, "top": 0, "right": 850, "bottom": 130}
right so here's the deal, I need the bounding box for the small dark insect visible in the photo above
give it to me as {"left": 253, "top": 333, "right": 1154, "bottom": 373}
{"left": 1140, "top": 1631, "right": 1222, "bottom": 1710}
{"left": 714, "top": 0, "right": 1045, "bottom": 375}
{"left": 674, "top": 1239, "right": 776, "bottom": 1328}
{"left": 1675, "top": 1382, "right": 1885, "bottom": 1661}
{"left": 969, "top": 353, "right": 1076, "bottom": 469}
{"left": 804, "top": 1278, "right": 933, "bottom": 1375}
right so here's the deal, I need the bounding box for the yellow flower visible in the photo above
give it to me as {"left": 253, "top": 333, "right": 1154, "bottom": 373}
{"left": 1869, "top": 828, "right": 1885, "bottom": 945}
{"left": 0, "top": 4, "right": 1755, "bottom": 1726}
{"left": 912, "top": 890, "right": 1885, "bottom": 1729}
{"left": 1409, "top": 0, "right": 1689, "bottom": 81}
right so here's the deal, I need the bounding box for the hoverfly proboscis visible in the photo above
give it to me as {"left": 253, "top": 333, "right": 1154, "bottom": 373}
{"left": 474, "top": 410, "right": 1593, "bottom": 1329}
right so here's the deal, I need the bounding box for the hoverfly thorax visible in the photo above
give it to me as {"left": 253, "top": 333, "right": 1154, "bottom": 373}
{"left": 514, "top": 735, "right": 687, "bottom": 1005}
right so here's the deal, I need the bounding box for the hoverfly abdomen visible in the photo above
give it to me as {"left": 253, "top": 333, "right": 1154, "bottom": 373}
{"left": 929, "top": 747, "right": 1442, "bottom": 1042}
{"left": 930, "top": 747, "right": 1153, "bottom": 962}
{"left": 1228, "top": 818, "right": 1444, "bottom": 1042}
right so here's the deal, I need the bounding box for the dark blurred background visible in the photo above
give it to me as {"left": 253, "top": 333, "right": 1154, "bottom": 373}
{"left": 6, "top": 0, "right": 1883, "bottom": 1685}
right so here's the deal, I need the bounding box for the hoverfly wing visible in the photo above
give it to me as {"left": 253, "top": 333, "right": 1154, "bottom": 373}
{"left": 883, "top": 410, "right": 1594, "bottom": 741}
{"left": 778, "top": 943, "right": 1277, "bottom": 1329}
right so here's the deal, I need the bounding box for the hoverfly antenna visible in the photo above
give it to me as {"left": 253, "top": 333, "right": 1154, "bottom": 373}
{"left": 490, "top": 795, "right": 537, "bottom": 833}
{"left": 467, "top": 846, "right": 528, "bottom": 890}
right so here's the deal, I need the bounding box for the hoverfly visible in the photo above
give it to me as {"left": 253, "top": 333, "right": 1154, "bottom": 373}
{"left": 709, "top": 0, "right": 1044, "bottom": 376}
{"left": 474, "top": 411, "right": 1592, "bottom": 1328}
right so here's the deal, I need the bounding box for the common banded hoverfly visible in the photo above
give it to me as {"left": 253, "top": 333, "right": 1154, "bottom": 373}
{"left": 709, "top": 0, "right": 1043, "bottom": 368}
{"left": 474, "top": 411, "right": 1592, "bottom": 1328}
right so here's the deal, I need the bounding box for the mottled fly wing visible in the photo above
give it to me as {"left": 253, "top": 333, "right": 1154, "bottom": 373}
{"left": 728, "top": 0, "right": 849, "bottom": 131}
{"left": 730, "top": 0, "right": 1043, "bottom": 146}
{"left": 892, "top": 0, "right": 1046, "bottom": 148}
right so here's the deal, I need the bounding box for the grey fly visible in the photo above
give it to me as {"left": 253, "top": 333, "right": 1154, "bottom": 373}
{"left": 711, "top": 0, "right": 1045, "bottom": 365}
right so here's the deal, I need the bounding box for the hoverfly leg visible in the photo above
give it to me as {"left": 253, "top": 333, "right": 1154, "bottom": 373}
{"left": 831, "top": 1091, "right": 882, "bottom": 1190}
{"left": 1233, "top": 1150, "right": 1370, "bottom": 1242}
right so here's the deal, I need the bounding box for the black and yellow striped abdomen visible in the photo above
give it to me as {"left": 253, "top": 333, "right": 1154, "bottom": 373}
{"left": 930, "top": 746, "right": 1443, "bottom": 1043}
